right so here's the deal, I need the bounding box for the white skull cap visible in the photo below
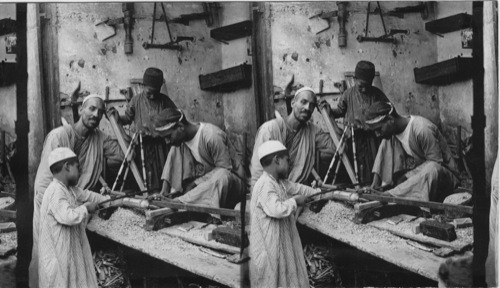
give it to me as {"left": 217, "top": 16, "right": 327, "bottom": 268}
{"left": 258, "top": 140, "right": 287, "bottom": 160}
{"left": 48, "top": 147, "right": 77, "bottom": 168}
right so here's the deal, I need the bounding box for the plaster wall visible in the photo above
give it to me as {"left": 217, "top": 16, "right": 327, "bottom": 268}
{"left": 269, "top": 2, "right": 439, "bottom": 129}
{"left": 434, "top": 2, "right": 473, "bottom": 141}
{"left": 55, "top": 2, "right": 225, "bottom": 135}
{"left": 0, "top": 4, "right": 16, "bottom": 140}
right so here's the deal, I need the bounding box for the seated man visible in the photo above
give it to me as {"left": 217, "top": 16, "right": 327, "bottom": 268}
{"left": 250, "top": 87, "right": 334, "bottom": 189}
{"left": 365, "top": 101, "right": 459, "bottom": 202}
{"left": 154, "top": 108, "right": 246, "bottom": 209}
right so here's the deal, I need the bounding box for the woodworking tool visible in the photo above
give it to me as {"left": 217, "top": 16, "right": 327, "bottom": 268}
{"left": 110, "top": 132, "right": 138, "bottom": 192}
{"left": 357, "top": 2, "right": 409, "bottom": 44}
{"left": 142, "top": 2, "right": 194, "bottom": 51}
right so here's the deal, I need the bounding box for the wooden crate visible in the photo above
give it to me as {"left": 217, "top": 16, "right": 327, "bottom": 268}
{"left": 199, "top": 63, "right": 252, "bottom": 92}
{"left": 414, "top": 57, "right": 474, "bottom": 85}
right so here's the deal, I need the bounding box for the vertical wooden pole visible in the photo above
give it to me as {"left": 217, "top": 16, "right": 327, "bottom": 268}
{"left": 471, "top": 2, "right": 488, "bottom": 286}
{"left": 40, "top": 3, "right": 60, "bottom": 131}
{"left": 15, "top": 3, "right": 31, "bottom": 285}
{"left": 251, "top": 2, "right": 274, "bottom": 125}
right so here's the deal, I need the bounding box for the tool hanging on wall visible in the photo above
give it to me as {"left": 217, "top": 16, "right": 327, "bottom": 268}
{"left": 169, "top": 3, "right": 220, "bottom": 27}
{"left": 357, "top": 2, "right": 409, "bottom": 44}
{"left": 308, "top": 2, "right": 348, "bottom": 47}
{"left": 95, "top": 3, "right": 134, "bottom": 54}
{"left": 143, "top": 2, "right": 194, "bottom": 51}
{"left": 385, "top": 2, "right": 429, "bottom": 19}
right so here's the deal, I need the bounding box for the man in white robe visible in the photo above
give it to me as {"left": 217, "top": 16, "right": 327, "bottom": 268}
{"left": 30, "top": 95, "right": 123, "bottom": 287}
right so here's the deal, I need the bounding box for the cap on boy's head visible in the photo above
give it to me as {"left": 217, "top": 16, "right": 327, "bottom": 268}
{"left": 258, "top": 140, "right": 287, "bottom": 161}
{"left": 143, "top": 67, "right": 164, "bottom": 90}
{"left": 355, "top": 60, "right": 375, "bottom": 83}
{"left": 48, "top": 147, "right": 77, "bottom": 169}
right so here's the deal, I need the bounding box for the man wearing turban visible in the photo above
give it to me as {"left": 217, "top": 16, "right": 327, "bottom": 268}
{"left": 154, "top": 108, "right": 246, "bottom": 209}
{"left": 319, "top": 61, "right": 390, "bottom": 185}
{"left": 365, "top": 101, "right": 459, "bottom": 202}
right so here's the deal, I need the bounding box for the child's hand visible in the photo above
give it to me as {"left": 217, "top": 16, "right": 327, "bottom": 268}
{"left": 84, "top": 202, "right": 98, "bottom": 213}
{"left": 293, "top": 195, "right": 307, "bottom": 206}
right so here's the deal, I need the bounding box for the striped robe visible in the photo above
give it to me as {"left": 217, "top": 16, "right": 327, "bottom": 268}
{"left": 30, "top": 124, "right": 123, "bottom": 288}
{"left": 250, "top": 116, "right": 333, "bottom": 190}
{"left": 250, "top": 172, "right": 317, "bottom": 287}
{"left": 37, "top": 179, "right": 108, "bottom": 288}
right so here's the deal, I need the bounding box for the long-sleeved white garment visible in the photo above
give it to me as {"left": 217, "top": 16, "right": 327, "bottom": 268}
{"left": 250, "top": 172, "right": 317, "bottom": 288}
{"left": 37, "top": 178, "right": 108, "bottom": 288}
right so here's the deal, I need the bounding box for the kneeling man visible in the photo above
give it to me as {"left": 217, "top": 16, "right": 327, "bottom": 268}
{"left": 366, "top": 102, "right": 459, "bottom": 202}
{"left": 155, "top": 108, "right": 246, "bottom": 208}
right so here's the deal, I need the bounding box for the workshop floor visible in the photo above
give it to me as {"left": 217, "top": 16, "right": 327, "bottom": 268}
{"left": 88, "top": 232, "right": 226, "bottom": 288}
{"left": 299, "top": 225, "right": 437, "bottom": 287}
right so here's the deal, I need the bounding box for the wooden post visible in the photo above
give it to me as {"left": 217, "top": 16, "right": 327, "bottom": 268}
{"left": 471, "top": 2, "right": 488, "bottom": 286}
{"left": 251, "top": 2, "right": 274, "bottom": 125}
{"left": 40, "top": 3, "right": 60, "bottom": 131}
{"left": 14, "top": 4, "right": 31, "bottom": 285}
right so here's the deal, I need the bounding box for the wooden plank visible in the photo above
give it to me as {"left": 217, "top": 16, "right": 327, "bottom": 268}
{"left": 87, "top": 208, "right": 241, "bottom": 288}
{"left": 367, "top": 215, "right": 473, "bottom": 251}
{"left": 298, "top": 201, "right": 453, "bottom": 281}
{"left": 150, "top": 200, "right": 250, "bottom": 220}
{"left": 158, "top": 221, "right": 240, "bottom": 254}
{"left": 0, "top": 210, "right": 16, "bottom": 220}
{"left": 107, "top": 114, "right": 146, "bottom": 191}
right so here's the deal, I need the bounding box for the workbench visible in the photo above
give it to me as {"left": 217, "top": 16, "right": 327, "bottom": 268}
{"left": 87, "top": 208, "right": 241, "bottom": 288}
{"left": 298, "top": 201, "right": 472, "bottom": 282}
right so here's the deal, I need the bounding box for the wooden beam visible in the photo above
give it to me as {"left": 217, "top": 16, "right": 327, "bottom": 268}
{"left": 40, "top": 3, "right": 61, "bottom": 131}
{"left": 319, "top": 109, "right": 358, "bottom": 185}
{"left": 252, "top": 2, "right": 274, "bottom": 125}
{"left": 107, "top": 114, "right": 147, "bottom": 191}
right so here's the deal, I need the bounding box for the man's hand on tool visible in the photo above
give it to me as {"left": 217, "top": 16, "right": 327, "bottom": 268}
{"left": 106, "top": 106, "right": 120, "bottom": 120}
{"left": 99, "top": 185, "right": 111, "bottom": 195}
{"left": 84, "top": 201, "right": 99, "bottom": 213}
{"left": 318, "top": 99, "right": 332, "bottom": 115}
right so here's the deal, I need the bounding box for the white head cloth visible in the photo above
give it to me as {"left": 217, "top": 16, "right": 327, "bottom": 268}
{"left": 365, "top": 102, "right": 395, "bottom": 125}
{"left": 48, "top": 147, "right": 77, "bottom": 167}
{"left": 155, "top": 109, "right": 185, "bottom": 132}
{"left": 258, "top": 140, "right": 287, "bottom": 160}
{"left": 294, "top": 86, "right": 315, "bottom": 99}
{"left": 82, "top": 94, "right": 104, "bottom": 106}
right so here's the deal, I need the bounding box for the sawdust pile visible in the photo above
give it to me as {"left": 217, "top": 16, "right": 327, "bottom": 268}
{"left": 301, "top": 201, "right": 407, "bottom": 248}
{"left": 90, "top": 208, "right": 192, "bottom": 253}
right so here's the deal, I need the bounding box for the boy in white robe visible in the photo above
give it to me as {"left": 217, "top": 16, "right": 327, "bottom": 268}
{"left": 250, "top": 140, "right": 320, "bottom": 287}
{"left": 37, "top": 147, "right": 109, "bottom": 288}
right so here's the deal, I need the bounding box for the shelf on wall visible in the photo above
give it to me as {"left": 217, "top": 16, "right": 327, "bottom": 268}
{"left": 425, "top": 13, "right": 472, "bottom": 34}
{"left": 210, "top": 20, "right": 252, "bottom": 42}
{"left": 414, "top": 57, "right": 473, "bottom": 85}
{"left": 199, "top": 63, "right": 252, "bottom": 92}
